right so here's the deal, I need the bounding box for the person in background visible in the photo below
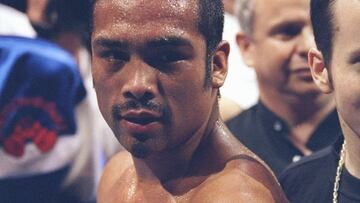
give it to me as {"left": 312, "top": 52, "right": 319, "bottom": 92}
{"left": 226, "top": 0, "right": 341, "bottom": 176}
{"left": 0, "top": 36, "right": 86, "bottom": 203}
{"left": 1, "top": 1, "right": 120, "bottom": 201}
{"left": 91, "top": 0, "right": 288, "bottom": 202}
{"left": 281, "top": 0, "right": 360, "bottom": 202}
{"left": 26, "top": 0, "right": 121, "bottom": 201}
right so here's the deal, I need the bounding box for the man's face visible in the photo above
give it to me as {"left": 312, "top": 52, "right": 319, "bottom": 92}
{"left": 326, "top": 0, "right": 360, "bottom": 136}
{"left": 91, "top": 0, "right": 217, "bottom": 158}
{"left": 243, "top": 0, "right": 319, "bottom": 98}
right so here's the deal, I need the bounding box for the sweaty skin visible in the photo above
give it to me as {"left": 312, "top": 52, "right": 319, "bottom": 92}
{"left": 98, "top": 122, "right": 288, "bottom": 203}
{"left": 92, "top": 0, "right": 288, "bottom": 202}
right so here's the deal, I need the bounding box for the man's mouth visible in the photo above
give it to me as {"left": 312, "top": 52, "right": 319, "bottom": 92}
{"left": 123, "top": 116, "right": 161, "bottom": 125}
{"left": 119, "top": 110, "right": 163, "bottom": 135}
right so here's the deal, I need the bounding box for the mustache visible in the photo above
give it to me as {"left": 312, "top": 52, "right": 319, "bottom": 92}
{"left": 112, "top": 99, "right": 167, "bottom": 120}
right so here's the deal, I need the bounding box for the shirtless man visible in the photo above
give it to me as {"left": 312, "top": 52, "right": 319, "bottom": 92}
{"left": 91, "top": 0, "right": 287, "bottom": 202}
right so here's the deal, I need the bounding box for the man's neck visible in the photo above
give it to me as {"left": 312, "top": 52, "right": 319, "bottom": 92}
{"left": 260, "top": 92, "right": 334, "bottom": 126}
{"left": 133, "top": 110, "right": 219, "bottom": 185}
{"left": 133, "top": 135, "right": 201, "bottom": 183}
{"left": 260, "top": 91, "right": 335, "bottom": 150}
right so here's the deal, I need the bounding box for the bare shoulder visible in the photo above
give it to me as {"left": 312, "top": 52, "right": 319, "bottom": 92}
{"left": 192, "top": 155, "right": 289, "bottom": 203}
{"left": 97, "top": 151, "right": 134, "bottom": 203}
{"left": 223, "top": 156, "right": 288, "bottom": 202}
{"left": 100, "top": 151, "right": 133, "bottom": 182}
{"left": 191, "top": 169, "right": 274, "bottom": 202}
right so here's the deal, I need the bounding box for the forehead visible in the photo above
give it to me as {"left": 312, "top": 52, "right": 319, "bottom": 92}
{"left": 332, "top": 0, "right": 360, "bottom": 47}
{"left": 92, "top": 0, "right": 200, "bottom": 42}
{"left": 253, "top": 0, "right": 310, "bottom": 29}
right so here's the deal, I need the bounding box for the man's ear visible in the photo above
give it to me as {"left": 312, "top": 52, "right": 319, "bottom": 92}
{"left": 212, "top": 40, "right": 230, "bottom": 88}
{"left": 308, "top": 48, "right": 333, "bottom": 93}
{"left": 236, "top": 31, "right": 255, "bottom": 67}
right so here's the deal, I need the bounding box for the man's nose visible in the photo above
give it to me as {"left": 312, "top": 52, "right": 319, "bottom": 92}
{"left": 121, "top": 61, "right": 157, "bottom": 101}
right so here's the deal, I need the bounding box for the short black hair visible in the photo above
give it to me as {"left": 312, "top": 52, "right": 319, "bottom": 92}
{"left": 89, "top": 0, "right": 224, "bottom": 88}
{"left": 310, "top": 0, "right": 336, "bottom": 66}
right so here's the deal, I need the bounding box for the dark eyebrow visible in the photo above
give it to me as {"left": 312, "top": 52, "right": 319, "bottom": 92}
{"left": 146, "top": 37, "right": 193, "bottom": 48}
{"left": 93, "top": 38, "right": 129, "bottom": 49}
{"left": 271, "top": 19, "right": 305, "bottom": 30}
{"left": 348, "top": 48, "right": 360, "bottom": 63}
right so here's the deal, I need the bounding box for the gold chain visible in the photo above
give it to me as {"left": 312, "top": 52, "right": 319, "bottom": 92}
{"left": 333, "top": 140, "right": 346, "bottom": 203}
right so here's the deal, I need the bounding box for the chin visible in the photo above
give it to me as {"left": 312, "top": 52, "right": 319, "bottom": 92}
{"left": 130, "top": 143, "right": 151, "bottom": 159}
{"left": 284, "top": 86, "right": 322, "bottom": 99}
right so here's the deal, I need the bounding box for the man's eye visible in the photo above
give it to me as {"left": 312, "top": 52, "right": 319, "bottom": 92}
{"left": 275, "top": 25, "right": 301, "bottom": 40}
{"left": 99, "top": 51, "right": 130, "bottom": 63}
{"left": 158, "top": 52, "right": 185, "bottom": 63}
{"left": 350, "top": 55, "right": 360, "bottom": 65}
